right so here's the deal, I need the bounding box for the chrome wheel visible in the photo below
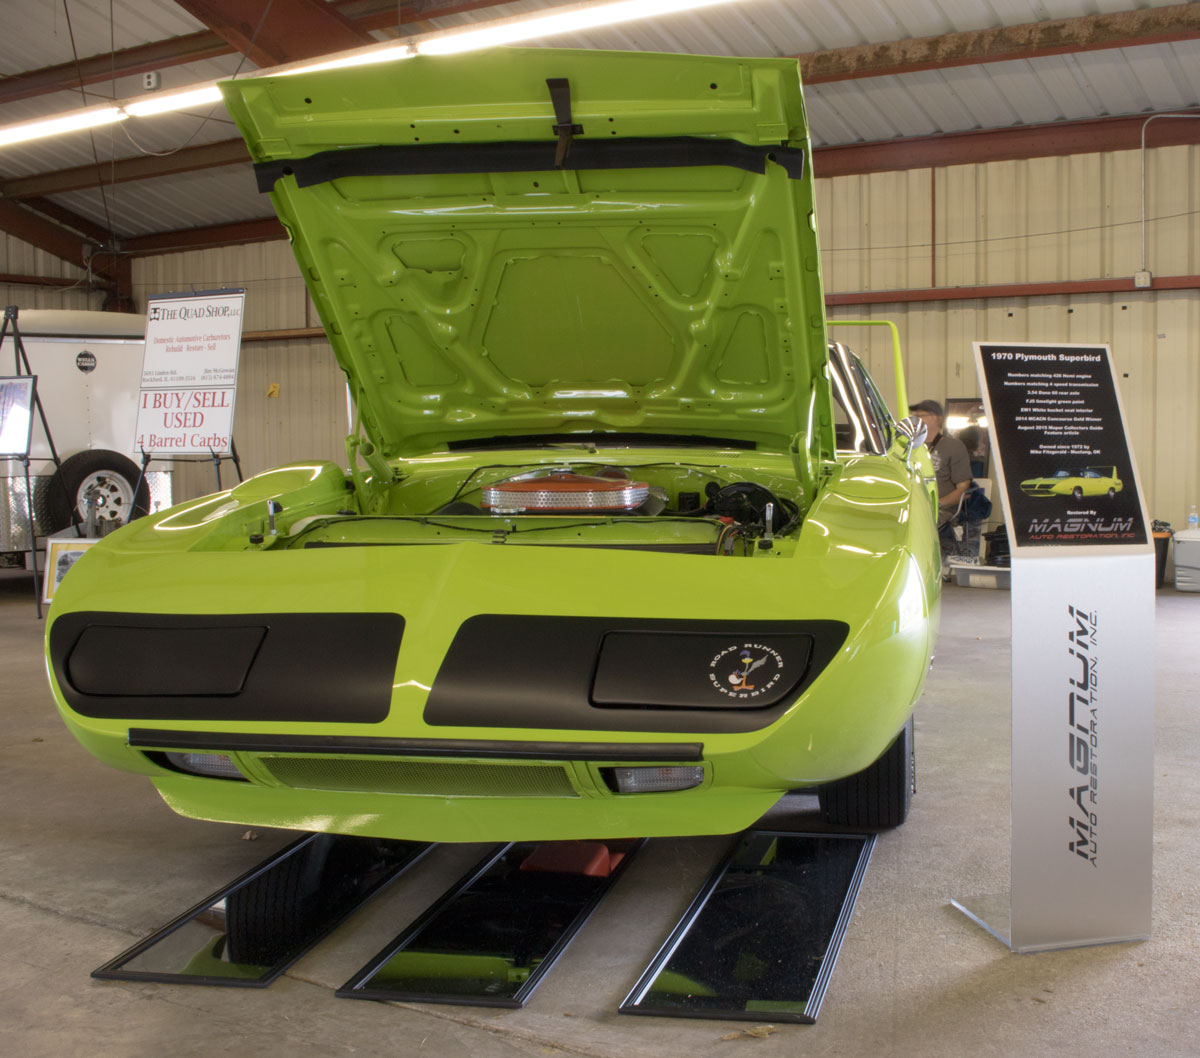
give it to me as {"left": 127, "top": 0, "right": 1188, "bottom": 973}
{"left": 76, "top": 470, "right": 136, "bottom": 532}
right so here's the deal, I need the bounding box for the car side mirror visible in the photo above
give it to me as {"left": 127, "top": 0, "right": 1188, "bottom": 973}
{"left": 895, "top": 415, "right": 928, "bottom": 447}
{"left": 891, "top": 416, "right": 928, "bottom": 467}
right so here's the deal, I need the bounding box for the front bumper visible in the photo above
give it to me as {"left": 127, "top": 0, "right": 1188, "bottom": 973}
{"left": 46, "top": 481, "right": 938, "bottom": 842}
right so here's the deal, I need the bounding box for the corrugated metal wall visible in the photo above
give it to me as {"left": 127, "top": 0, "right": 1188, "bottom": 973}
{"left": 816, "top": 144, "right": 1200, "bottom": 291}
{"left": 131, "top": 242, "right": 346, "bottom": 501}
{"left": 1, "top": 234, "right": 104, "bottom": 313}
{"left": 128, "top": 143, "right": 1199, "bottom": 527}
{"left": 828, "top": 293, "right": 1199, "bottom": 528}
{"left": 819, "top": 143, "right": 1200, "bottom": 527}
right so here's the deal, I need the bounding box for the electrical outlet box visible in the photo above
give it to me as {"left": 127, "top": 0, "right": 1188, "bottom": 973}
{"left": 1133, "top": 270, "right": 1153, "bottom": 289}
{"left": 142, "top": 71, "right": 161, "bottom": 91}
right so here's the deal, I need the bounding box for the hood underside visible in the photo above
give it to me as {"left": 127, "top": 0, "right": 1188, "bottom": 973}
{"left": 221, "top": 47, "right": 830, "bottom": 459}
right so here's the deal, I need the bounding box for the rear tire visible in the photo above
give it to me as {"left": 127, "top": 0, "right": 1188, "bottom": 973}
{"left": 818, "top": 716, "right": 914, "bottom": 828}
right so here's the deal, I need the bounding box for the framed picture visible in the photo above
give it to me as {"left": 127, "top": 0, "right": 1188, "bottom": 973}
{"left": 43, "top": 537, "right": 99, "bottom": 605}
{"left": 0, "top": 375, "right": 36, "bottom": 457}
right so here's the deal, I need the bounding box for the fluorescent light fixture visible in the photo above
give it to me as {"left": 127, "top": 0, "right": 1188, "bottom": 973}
{"left": 0, "top": 106, "right": 126, "bottom": 147}
{"left": 279, "top": 42, "right": 414, "bottom": 76}
{"left": 124, "top": 84, "right": 223, "bottom": 116}
{"left": 418, "top": 0, "right": 744, "bottom": 55}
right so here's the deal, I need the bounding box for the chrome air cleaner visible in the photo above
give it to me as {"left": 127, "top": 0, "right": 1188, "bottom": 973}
{"left": 482, "top": 472, "right": 650, "bottom": 513}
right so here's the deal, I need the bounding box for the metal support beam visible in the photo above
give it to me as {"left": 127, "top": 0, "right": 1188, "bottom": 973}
{"left": 0, "top": 32, "right": 231, "bottom": 105}
{"left": 100, "top": 255, "right": 135, "bottom": 313}
{"left": 173, "top": 0, "right": 373, "bottom": 67}
{"left": 343, "top": 0, "right": 538, "bottom": 33}
{"left": 243, "top": 326, "right": 326, "bottom": 342}
{"left": 813, "top": 108, "right": 1200, "bottom": 177}
{"left": 0, "top": 1, "right": 517, "bottom": 104}
{"left": 0, "top": 198, "right": 96, "bottom": 269}
{"left": 798, "top": 3, "right": 1200, "bottom": 83}
{"left": 0, "top": 199, "right": 129, "bottom": 303}
{"left": 121, "top": 217, "right": 287, "bottom": 254}
{"left": 19, "top": 198, "right": 114, "bottom": 244}
{"left": 0, "top": 271, "right": 109, "bottom": 291}
{"left": 825, "top": 275, "right": 1200, "bottom": 307}
{"left": 1, "top": 140, "right": 251, "bottom": 199}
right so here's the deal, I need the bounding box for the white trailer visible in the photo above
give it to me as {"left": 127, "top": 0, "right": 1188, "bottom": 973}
{"left": 1, "top": 310, "right": 171, "bottom": 562}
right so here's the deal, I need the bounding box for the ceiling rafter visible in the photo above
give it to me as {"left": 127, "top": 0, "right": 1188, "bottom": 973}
{"left": 0, "top": 198, "right": 99, "bottom": 268}
{"left": 0, "top": 0, "right": 521, "bottom": 104}
{"left": 171, "top": 0, "right": 374, "bottom": 67}
{"left": 20, "top": 197, "right": 115, "bottom": 243}
{"left": 0, "top": 198, "right": 122, "bottom": 302}
{"left": 813, "top": 107, "right": 1200, "bottom": 177}
{"left": 1, "top": 139, "right": 251, "bottom": 199}
{"left": 121, "top": 216, "right": 286, "bottom": 254}
{"left": 0, "top": 270, "right": 110, "bottom": 291}
{"left": 797, "top": 2, "right": 1200, "bottom": 83}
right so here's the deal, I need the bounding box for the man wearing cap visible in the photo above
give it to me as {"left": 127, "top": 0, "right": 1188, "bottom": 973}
{"left": 910, "top": 399, "right": 972, "bottom": 547}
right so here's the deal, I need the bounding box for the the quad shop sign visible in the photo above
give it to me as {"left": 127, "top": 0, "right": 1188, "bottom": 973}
{"left": 134, "top": 289, "right": 245, "bottom": 456}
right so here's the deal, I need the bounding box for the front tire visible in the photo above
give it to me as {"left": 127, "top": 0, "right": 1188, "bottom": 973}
{"left": 818, "top": 716, "right": 914, "bottom": 828}
{"left": 1072, "top": 486, "right": 1083, "bottom": 500}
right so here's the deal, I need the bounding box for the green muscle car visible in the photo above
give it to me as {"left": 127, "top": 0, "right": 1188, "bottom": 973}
{"left": 1020, "top": 466, "right": 1123, "bottom": 500}
{"left": 45, "top": 48, "right": 940, "bottom": 843}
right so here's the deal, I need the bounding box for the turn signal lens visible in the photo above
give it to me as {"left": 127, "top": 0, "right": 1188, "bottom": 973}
{"left": 607, "top": 765, "right": 705, "bottom": 793}
{"left": 165, "top": 752, "right": 246, "bottom": 780}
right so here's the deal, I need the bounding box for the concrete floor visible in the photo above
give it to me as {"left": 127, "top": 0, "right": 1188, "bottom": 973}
{"left": 3, "top": 569, "right": 1198, "bottom": 1058}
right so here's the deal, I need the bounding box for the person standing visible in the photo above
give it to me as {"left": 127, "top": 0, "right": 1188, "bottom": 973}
{"left": 909, "top": 399, "right": 972, "bottom": 550}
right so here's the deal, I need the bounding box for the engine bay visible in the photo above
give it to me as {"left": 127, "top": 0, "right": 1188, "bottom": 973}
{"left": 286, "top": 458, "right": 804, "bottom": 557}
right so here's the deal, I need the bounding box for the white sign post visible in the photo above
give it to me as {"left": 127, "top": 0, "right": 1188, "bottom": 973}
{"left": 953, "top": 342, "right": 1155, "bottom": 953}
{"left": 134, "top": 289, "right": 244, "bottom": 456}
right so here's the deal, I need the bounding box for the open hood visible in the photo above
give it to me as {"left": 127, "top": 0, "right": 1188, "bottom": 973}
{"left": 221, "top": 48, "right": 831, "bottom": 460}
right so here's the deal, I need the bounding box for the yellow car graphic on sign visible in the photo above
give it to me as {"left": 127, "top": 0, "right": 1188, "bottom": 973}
{"left": 1020, "top": 466, "right": 1123, "bottom": 500}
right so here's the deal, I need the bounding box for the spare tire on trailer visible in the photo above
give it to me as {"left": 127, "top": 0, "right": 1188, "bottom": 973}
{"left": 44, "top": 450, "right": 150, "bottom": 535}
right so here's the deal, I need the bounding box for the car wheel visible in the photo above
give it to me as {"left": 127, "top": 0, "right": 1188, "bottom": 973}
{"left": 43, "top": 450, "right": 150, "bottom": 535}
{"left": 818, "top": 716, "right": 914, "bottom": 828}
{"left": 1107, "top": 488, "right": 1115, "bottom": 498}
{"left": 225, "top": 841, "right": 326, "bottom": 967}
{"left": 1072, "top": 486, "right": 1083, "bottom": 500}
{"left": 224, "top": 836, "right": 386, "bottom": 966}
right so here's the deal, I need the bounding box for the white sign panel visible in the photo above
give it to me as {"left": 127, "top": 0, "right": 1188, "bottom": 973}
{"left": 134, "top": 289, "right": 244, "bottom": 455}
{"left": 1007, "top": 553, "right": 1154, "bottom": 951}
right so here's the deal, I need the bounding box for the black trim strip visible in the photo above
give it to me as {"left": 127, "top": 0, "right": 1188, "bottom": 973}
{"left": 444, "top": 432, "right": 758, "bottom": 451}
{"left": 50, "top": 612, "right": 402, "bottom": 723}
{"left": 424, "top": 616, "right": 849, "bottom": 735}
{"left": 255, "top": 137, "right": 806, "bottom": 192}
{"left": 128, "top": 729, "right": 704, "bottom": 763}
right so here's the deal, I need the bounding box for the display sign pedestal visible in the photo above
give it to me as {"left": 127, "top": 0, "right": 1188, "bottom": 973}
{"left": 951, "top": 893, "right": 1011, "bottom": 947}
{"left": 1018, "top": 554, "right": 1154, "bottom": 949}
{"left": 953, "top": 554, "right": 1155, "bottom": 953}
{"left": 957, "top": 342, "right": 1155, "bottom": 953}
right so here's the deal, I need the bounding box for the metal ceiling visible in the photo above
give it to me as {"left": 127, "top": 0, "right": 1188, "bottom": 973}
{"left": 1, "top": 0, "right": 1198, "bottom": 298}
